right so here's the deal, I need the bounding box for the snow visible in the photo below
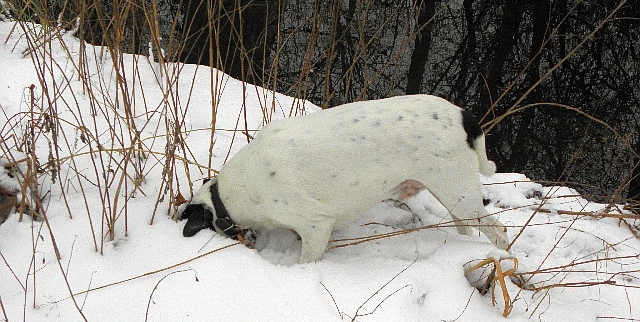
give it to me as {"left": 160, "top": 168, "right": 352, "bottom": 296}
{"left": 1, "top": 21, "right": 639, "bottom": 322}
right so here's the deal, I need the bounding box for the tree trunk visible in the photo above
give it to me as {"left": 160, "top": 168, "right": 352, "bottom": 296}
{"left": 510, "top": 0, "right": 550, "bottom": 173}
{"left": 406, "top": 0, "right": 435, "bottom": 95}
{"left": 179, "top": 0, "right": 284, "bottom": 86}
{"left": 481, "top": 0, "right": 523, "bottom": 172}
{"left": 452, "top": 0, "right": 476, "bottom": 106}
{"left": 628, "top": 138, "right": 640, "bottom": 202}
{"left": 481, "top": 0, "right": 522, "bottom": 108}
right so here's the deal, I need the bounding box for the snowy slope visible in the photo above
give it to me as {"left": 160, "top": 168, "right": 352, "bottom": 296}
{"left": 1, "top": 22, "right": 639, "bottom": 322}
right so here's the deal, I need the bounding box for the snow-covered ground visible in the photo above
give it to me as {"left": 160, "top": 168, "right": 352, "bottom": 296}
{"left": 1, "top": 22, "right": 639, "bottom": 322}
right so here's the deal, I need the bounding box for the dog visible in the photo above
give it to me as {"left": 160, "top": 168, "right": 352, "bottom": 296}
{"left": 180, "top": 94, "right": 509, "bottom": 263}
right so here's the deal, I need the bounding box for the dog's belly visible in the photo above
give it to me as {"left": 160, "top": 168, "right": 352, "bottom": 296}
{"left": 217, "top": 95, "right": 479, "bottom": 233}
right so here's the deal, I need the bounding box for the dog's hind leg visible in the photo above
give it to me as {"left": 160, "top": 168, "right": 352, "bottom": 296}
{"left": 443, "top": 191, "right": 509, "bottom": 250}
{"left": 473, "top": 208, "right": 509, "bottom": 250}
{"left": 392, "top": 180, "right": 476, "bottom": 236}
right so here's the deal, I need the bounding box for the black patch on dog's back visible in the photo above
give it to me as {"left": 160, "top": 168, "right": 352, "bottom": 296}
{"left": 461, "top": 110, "right": 482, "bottom": 149}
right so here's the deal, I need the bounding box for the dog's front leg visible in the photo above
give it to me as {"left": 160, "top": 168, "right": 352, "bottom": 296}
{"left": 449, "top": 214, "right": 476, "bottom": 236}
{"left": 296, "top": 218, "right": 335, "bottom": 263}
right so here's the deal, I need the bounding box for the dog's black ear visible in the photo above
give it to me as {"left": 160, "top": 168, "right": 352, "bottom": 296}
{"left": 179, "top": 205, "right": 193, "bottom": 220}
{"left": 182, "top": 205, "right": 214, "bottom": 237}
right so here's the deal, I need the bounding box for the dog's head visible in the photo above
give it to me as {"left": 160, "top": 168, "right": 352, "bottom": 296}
{"left": 180, "top": 178, "right": 242, "bottom": 238}
{"left": 181, "top": 203, "right": 215, "bottom": 237}
{"left": 180, "top": 178, "right": 217, "bottom": 237}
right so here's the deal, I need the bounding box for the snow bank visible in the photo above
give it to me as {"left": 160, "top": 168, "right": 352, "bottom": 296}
{"left": 0, "top": 21, "right": 638, "bottom": 322}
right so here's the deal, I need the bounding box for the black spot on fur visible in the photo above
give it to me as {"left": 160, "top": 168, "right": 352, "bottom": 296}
{"left": 432, "top": 113, "right": 439, "bottom": 120}
{"left": 461, "top": 110, "right": 483, "bottom": 149}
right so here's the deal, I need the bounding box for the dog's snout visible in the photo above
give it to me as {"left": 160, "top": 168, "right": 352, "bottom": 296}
{"left": 181, "top": 205, "right": 214, "bottom": 237}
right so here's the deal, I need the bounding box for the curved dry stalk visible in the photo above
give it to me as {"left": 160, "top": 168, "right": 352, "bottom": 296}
{"left": 144, "top": 269, "right": 197, "bottom": 322}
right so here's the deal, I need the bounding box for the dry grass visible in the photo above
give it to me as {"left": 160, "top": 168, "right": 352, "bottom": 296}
{"left": 1, "top": 1, "right": 282, "bottom": 252}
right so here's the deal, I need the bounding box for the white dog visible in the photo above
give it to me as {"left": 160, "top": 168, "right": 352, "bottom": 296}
{"left": 181, "top": 94, "right": 509, "bottom": 263}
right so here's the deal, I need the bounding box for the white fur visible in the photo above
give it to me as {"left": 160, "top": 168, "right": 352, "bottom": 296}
{"left": 214, "top": 94, "right": 508, "bottom": 263}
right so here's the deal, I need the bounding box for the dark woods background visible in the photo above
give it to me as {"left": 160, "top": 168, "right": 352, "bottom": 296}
{"left": 4, "top": 0, "right": 640, "bottom": 205}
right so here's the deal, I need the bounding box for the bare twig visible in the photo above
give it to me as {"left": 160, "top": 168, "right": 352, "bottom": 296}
{"left": 144, "top": 269, "right": 197, "bottom": 322}
{"left": 61, "top": 242, "right": 240, "bottom": 300}
{"left": 350, "top": 257, "right": 416, "bottom": 321}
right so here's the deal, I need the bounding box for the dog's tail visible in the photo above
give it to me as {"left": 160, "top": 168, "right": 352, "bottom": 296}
{"left": 473, "top": 134, "right": 497, "bottom": 176}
